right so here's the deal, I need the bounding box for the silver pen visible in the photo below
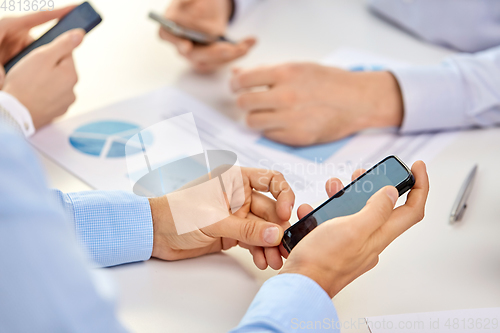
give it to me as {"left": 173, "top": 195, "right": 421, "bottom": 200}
{"left": 449, "top": 164, "right": 478, "bottom": 224}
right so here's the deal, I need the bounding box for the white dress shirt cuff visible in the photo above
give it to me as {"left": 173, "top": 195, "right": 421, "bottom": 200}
{"left": 391, "top": 65, "right": 469, "bottom": 134}
{"left": 232, "top": 0, "right": 259, "bottom": 22}
{"left": 0, "top": 91, "right": 35, "bottom": 137}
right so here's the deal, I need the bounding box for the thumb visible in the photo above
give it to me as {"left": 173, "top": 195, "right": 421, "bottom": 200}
{"left": 355, "top": 186, "right": 398, "bottom": 236}
{"left": 41, "top": 29, "right": 85, "bottom": 64}
{"left": 206, "top": 215, "right": 284, "bottom": 247}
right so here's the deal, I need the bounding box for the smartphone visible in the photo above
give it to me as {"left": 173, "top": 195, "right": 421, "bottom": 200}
{"left": 282, "top": 155, "right": 415, "bottom": 253}
{"left": 4, "top": 2, "right": 102, "bottom": 73}
{"left": 148, "top": 12, "right": 234, "bottom": 45}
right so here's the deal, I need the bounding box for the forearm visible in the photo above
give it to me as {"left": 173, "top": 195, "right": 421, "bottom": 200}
{"left": 53, "top": 190, "right": 154, "bottom": 267}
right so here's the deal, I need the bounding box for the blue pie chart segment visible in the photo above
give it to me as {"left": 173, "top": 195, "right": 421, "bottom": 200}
{"left": 69, "top": 121, "right": 153, "bottom": 158}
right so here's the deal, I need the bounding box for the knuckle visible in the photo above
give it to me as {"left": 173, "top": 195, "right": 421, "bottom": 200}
{"left": 278, "top": 90, "right": 297, "bottom": 106}
{"left": 240, "top": 220, "right": 257, "bottom": 241}
{"left": 246, "top": 113, "right": 257, "bottom": 128}
{"left": 237, "top": 95, "right": 249, "bottom": 109}
{"left": 414, "top": 208, "right": 425, "bottom": 222}
{"left": 274, "top": 64, "right": 298, "bottom": 80}
{"left": 272, "top": 170, "right": 283, "bottom": 178}
{"left": 368, "top": 256, "right": 380, "bottom": 270}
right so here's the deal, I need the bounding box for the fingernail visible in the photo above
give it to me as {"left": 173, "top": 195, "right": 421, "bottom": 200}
{"left": 263, "top": 227, "right": 280, "bottom": 245}
{"left": 385, "top": 187, "right": 398, "bottom": 205}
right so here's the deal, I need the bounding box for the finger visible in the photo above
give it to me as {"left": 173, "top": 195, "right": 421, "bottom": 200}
{"left": 244, "top": 168, "right": 295, "bottom": 220}
{"left": 159, "top": 28, "right": 193, "bottom": 56}
{"left": 352, "top": 186, "right": 399, "bottom": 238}
{"left": 221, "top": 237, "right": 238, "bottom": 251}
{"left": 249, "top": 246, "right": 267, "bottom": 270}
{"left": 351, "top": 168, "right": 367, "bottom": 181}
{"left": 13, "top": 5, "right": 76, "bottom": 29}
{"left": 297, "top": 203, "right": 314, "bottom": 220}
{"left": 376, "top": 161, "right": 429, "bottom": 246}
{"left": 264, "top": 246, "right": 283, "bottom": 270}
{"left": 279, "top": 244, "right": 289, "bottom": 259}
{"left": 250, "top": 191, "right": 285, "bottom": 224}
{"left": 237, "top": 90, "right": 283, "bottom": 111}
{"left": 204, "top": 215, "right": 284, "bottom": 246}
{"left": 325, "top": 178, "right": 344, "bottom": 198}
{"left": 38, "top": 29, "right": 84, "bottom": 64}
{"left": 231, "top": 66, "right": 278, "bottom": 92}
{"left": 246, "top": 110, "right": 286, "bottom": 131}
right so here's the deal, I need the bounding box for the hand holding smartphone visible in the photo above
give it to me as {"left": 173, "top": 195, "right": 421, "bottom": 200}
{"left": 282, "top": 155, "right": 415, "bottom": 252}
{"left": 4, "top": 2, "right": 102, "bottom": 73}
{"left": 148, "top": 11, "right": 234, "bottom": 45}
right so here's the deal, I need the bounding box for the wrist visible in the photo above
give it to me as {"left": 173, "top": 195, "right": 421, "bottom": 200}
{"left": 358, "top": 71, "right": 404, "bottom": 129}
{"left": 280, "top": 262, "right": 341, "bottom": 298}
{"left": 148, "top": 196, "right": 172, "bottom": 259}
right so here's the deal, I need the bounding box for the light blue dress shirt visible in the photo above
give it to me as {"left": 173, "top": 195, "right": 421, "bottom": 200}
{"left": 0, "top": 124, "right": 339, "bottom": 332}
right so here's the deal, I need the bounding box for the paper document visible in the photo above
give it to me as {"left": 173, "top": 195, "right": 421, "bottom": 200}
{"left": 366, "top": 308, "right": 500, "bottom": 333}
{"left": 31, "top": 48, "right": 457, "bottom": 207}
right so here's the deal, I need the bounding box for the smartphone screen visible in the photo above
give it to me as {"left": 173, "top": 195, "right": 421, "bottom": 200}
{"left": 282, "top": 156, "right": 414, "bottom": 252}
{"left": 4, "top": 2, "right": 102, "bottom": 73}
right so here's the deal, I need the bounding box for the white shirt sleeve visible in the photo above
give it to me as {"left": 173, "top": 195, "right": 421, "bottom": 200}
{"left": 232, "top": 0, "right": 260, "bottom": 22}
{"left": 367, "top": 0, "right": 500, "bottom": 53}
{"left": 0, "top": 91, "right": 35, "bottom": 137}
{"left": 393, "top": 46, "right": 500, "bottom": 133}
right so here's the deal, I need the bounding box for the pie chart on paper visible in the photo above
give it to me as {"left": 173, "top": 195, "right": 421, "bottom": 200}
{"left": 69, "top": 121, "right": 153, "bottom": 158}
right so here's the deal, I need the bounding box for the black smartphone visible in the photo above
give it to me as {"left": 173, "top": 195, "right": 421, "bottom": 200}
{"left": 282, "top": 155, "right": 415, "bottom": 253}
{"left": 4, "top": 2, "right": 102, "bottom": 73}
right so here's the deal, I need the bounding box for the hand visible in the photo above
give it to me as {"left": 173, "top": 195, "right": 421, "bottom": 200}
{"left": 231, "top": 63, "right": 404, "bottom": 146}
{"left": 0, "top": 6, "right": 76, "bottom": 86}
{"left": 2, "top": 29, "right": 84, "bottom": 129}
{"left": 280, "top": 161, "right": 429, "bottom": 298}
{"left": 149, "top": 168, "right": 295, "bottom": 270}
{"left": 159, "top": 0, "right": 256, "bottom": 73}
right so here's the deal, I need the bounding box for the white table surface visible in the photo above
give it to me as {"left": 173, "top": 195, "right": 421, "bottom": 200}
{"left": 5, "top": 0, "right": 500, "bottom": 332}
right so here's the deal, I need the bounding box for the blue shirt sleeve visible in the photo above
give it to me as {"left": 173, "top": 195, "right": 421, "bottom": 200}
{"left": 53, "top": 189, "right": 153, "bottom": 268}
{"left": 0, "top": 125, "right": 127, "bottom": 332}
{"left": 231, "top": 274, "right": 340, "bottom": 332}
